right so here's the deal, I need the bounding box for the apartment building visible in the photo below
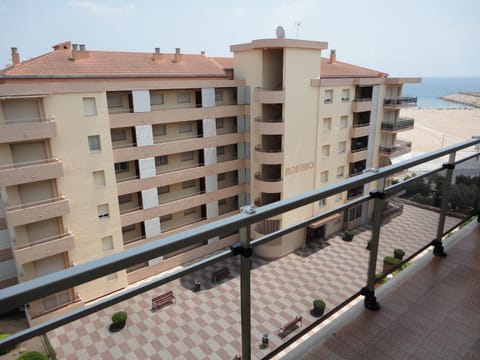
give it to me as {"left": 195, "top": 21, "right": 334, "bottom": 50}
{"left": 0, "top": 36, "right": 418, "bottom": 324}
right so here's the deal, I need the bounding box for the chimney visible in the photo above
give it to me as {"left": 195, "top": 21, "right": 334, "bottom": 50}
{"left": 329, "top": 49, "right": 336, "bottom": 64}
{"left": 201, "top": 51, "right": 205, "bottom": 56}
{"left": 152, "top": 47, "right": 163, "bottom": 61}
{"left": 72, "top": 44, "right": 89, "bottom": 60}
{"left": 11, "top": 47, "right": 20, "bottom": 66}
{"left": 173, "top": 48, "right": 182, "bottom": 63}
{"left": 52, "top": 41, "right": 72, "bottom": 51}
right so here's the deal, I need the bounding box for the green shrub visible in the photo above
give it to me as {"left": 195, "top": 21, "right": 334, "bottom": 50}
{"left": 393, "top": 248, "right": 405, "bottom": 260}
{"left": 16, "top": 351, "right": 48, "bottom": 360}
{"left": 111, "top": 311, "right": 127, "bottom": 324}
{"left": 383, "top": 256, "right": 402, "bottom": 266}
{"left": 313, "top": 299, "right": 326, "bottom": 310}
{"left": 0, "top": 333, "right": 16, "bottom": 355}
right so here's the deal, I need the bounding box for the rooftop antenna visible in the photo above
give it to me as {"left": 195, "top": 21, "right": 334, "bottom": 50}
{"left": 295, "top": 21, "right": 301, "bottom": 39}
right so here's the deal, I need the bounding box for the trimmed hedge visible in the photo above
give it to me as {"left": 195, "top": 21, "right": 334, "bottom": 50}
{"left": 16, "top": 351, "right": 48, "bottom": 360}
{"left": 112, "top": 311, "right": 127, "bottom": 324}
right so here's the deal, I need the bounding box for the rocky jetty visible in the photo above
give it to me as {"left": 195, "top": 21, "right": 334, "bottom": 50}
{"left": 440, "top": 92, "right": 480, "bottom": 108}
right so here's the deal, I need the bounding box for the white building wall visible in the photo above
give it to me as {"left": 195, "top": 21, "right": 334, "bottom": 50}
{"left": 132, "top": 90, "right": 150, "bottom": 113}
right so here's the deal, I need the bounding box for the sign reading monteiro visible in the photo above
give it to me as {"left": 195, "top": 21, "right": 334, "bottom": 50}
{"left": 285, "top": 162, "right": 314, "bottom": 176}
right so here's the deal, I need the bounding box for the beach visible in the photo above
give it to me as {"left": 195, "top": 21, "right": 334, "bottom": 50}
{"left": 400, "top": 108, "right": 480, "bottom": 153}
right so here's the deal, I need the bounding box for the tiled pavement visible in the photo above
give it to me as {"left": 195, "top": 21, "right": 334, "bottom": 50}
{"left": 48, "top": 204, "right": 460, "bottom": 359}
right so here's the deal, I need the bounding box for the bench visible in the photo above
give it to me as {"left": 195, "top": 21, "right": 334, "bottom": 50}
{"left": 211, "top": 267, "right": 230, "bottom": 284}
{"left": 151, "top": 290, "right": 175, "bottom": 311}
{"left": 277, "top": 316, "right": 302, "bottom": 338}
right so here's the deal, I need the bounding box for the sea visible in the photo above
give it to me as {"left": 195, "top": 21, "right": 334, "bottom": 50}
{"left": 402, "top": 77, "right": 480, "bottom": 109}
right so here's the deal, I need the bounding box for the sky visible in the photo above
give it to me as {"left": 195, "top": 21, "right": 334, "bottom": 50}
{"left": 0, "top": 0, "right": 479, "bottom": 77}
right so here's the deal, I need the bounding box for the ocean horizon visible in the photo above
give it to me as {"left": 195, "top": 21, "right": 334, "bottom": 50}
{"left": 403, "top": 76, "right": 480, "bottom": 109}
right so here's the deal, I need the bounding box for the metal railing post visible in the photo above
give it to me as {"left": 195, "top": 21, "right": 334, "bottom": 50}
{"left": 363, "top": 177, "right": 385, "bottom": 311}
{"left": 433, "top": 153, "right": 456, "bottom": 257}
{"left": 233, "top": 205, "right": 255, "bottom": 360}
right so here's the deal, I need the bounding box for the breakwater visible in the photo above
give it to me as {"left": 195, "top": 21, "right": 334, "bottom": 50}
{"left": 440, "top": 92, "right": 480, "bottom": 108}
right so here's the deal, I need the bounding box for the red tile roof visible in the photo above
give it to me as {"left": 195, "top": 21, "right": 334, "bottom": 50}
{"left": 1, "top": 48, "right": 230, "bottom": 78}
{"left": 320, "top": 58, "right": 387, "bottom": 78}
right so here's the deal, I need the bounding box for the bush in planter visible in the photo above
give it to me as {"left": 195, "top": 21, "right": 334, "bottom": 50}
{"left": 16, "top": 351, "right": 48, "bottom": 360}
{"left": 343, "top": 229, "right": 356, "bottom": 242}
{"left": 109, "top": 311, "right": 128, "bottom": 332}
{"left": 0, "top": 333, "right": 16, "bottom": 355}
{"left": 393, "top": 248, "right": 405, "bottom": 260}
{"left": 311, "top": 299, "right": 326, "bottom": 317}
{"left": 383, "top": 256, "right": 402, "bottom": 273}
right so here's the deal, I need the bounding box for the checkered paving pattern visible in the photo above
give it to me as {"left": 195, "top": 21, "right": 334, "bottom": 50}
{"left": 48, "top": 204, "right": 459, "bottom": 359}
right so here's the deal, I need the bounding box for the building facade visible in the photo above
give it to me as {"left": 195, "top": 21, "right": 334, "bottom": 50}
{"left": 0, "top": 37, "right": 419, "bottom": 324}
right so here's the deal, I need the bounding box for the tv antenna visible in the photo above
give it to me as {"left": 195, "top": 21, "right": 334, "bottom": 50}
{"left": 295, "top": 21, "right": 302, "bottom": 39}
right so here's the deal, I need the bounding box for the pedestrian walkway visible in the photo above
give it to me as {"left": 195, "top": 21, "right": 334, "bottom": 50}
{"left": 48, "top": 204, "right": 459, "bottom": 359}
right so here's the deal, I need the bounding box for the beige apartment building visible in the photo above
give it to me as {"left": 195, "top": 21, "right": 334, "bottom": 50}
{"left": 0, "top": 37, "right": 419, "bottom": 324}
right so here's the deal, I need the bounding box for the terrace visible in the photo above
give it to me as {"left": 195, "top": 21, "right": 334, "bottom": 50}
{"left": 0, "top": 138, "right": 479, "bottom": 359}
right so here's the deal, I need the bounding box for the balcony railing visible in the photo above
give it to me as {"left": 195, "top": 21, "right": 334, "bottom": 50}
{"left": 0, "top": 138, "right": 479, "bottom": 360}
{"left": 384, "top": 96, "right": 418, "bottom": 108}
{"left": 379, "top": 140, "right": 412, "bottom": 156}
{"left": 381, "top": 117, "right": 415, "bottom": 131}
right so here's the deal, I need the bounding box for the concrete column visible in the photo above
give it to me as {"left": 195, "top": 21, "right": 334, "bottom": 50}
{"left": 135, "top": 125, "right": 153, "bottom": 146}
{"left": 132, "top": 90, "right": 150, "bottom": 113}
{"left": 141, "top": 188, "right": 158, "bottom": 209}
{"left": 203, "top": 119, "right": 216, "bottom": 137}
{"left": 144, "top": 218, "right": 161, "bottom": 238}
{"left": 237, "top": 86, "right": 250, "bottom": 105}
{"left": 201, "top": 88, "right": 215, "bottom": 108}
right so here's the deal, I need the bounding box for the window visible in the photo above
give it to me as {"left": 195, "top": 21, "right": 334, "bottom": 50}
{"left": 181, "top": 151, "right": 194, "bottom": 161}
{"left": 83, "top": 97, "right": 97, "bottom": 116}
{"left": 107, "top": 94, "right": 123, "bottom": 108}
{"left": 215, "top": 90, "right": 224, "bottom": 101}
{"left": 320, "top": 170, "right": 328, "bottom": 183}
{"left": 155, "top": 155, "right": 168, "bottom": 166}
{"left": 119, "top": 194, "right": 132, "bottom": 204}
{"left": 324, "top": 90, "right": 333, "bottom": 103}
{"left": 338, "top": 141, "right": 346, "bottom": 154}
{"left": 114, "top": 162, "right": 129, "bottom": 173}
{"left": 323, "top": 118, "right": 332, "bottom": 131}
{"left": 321, "top": 145, "right": 330, "bottom": 157}
{"left": 157, "top": 186, "right": 170, "bottom": 194}
{"left": 217, "top": 146, "right": 225, "bottom": 156}
{"left": 122, "top": 225, "right": 135, "bottom": 233}
{"left": 177, "top": 92, "right": 191, "bottom": 103}
{"left": 88, "top": 135, "right": 101, "bottom": 152}
{"left": 340, "top": 116, "right": 348, "bottom": 129}
{"left": 218, "top": 173, "right": 226, "bottom": 181}
{"left": 216, "top": 119, "right": 224, "bottom": 129}
{"left": 184, "top": 208, "right": 196, "bottom": 216}
{"left": 111, "top": 128, "right": 126, "bottom": 141}
{"left": 102, "top": 236, "right": 114, "bottom": 252}
{"left": 318, "top": 198, "right": 326, "bottom": 207}
{"left": 219, "top": 199, "right": 227, "bottom": 205}
{"left": 97, "top": 204, "right": 110, "bottom": 219}
{"left": 153, "top": 124, "right": 166, "bottom": 136}
{"left": 150, "top": 93, "right": 164, "bottom": 105}
{"left": 93, "top": 170, "right": 106, "bottom": 188}
{"left": 342, "top": 89, "right": 350, "bottom": 102}
{"left": 182, "top": 180, "right": 195, "bottom": 189}
{"left": 160, "top": 214, "right": 172, "bottom": 222}
{"left": 348, "top": 205, "right": 362, "bottom": 221}
{"left": 179, "top": 123, "right": 193, "bottom": 133}
{"left": 337, "top": 166, "right": 345, "bottom": 178}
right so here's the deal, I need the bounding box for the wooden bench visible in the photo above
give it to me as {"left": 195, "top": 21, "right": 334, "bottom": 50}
{"left": 211, "top": 267, "right": 230, "bottom": 284}
{"left": 277, "top": 316, "right": 302, "bottom": 338}
{"left": 151, "top": 291, "right": 175, "bottom": 311}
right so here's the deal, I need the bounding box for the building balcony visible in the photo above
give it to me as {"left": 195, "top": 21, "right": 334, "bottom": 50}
{"left": 253, "top": 172, "right": 283, "bottom": 193}
{"left": 381, "top": 117, "right": 415, "bottom": 132}
{"left": 348, "top": 147, "right": 368, "bottom": 162}
{"left": 350, "top": 123, "right": 371, "bottom": 138}
{"left": 351, "top": 99, "right": 372, "bottom": 112}
{"left": 254, "top": 87, "right": 285, "bottom": 104}
{"left": 14, "top": 232, "right": 74, "bottom": 265}
{"left": 5, "top": 196, "right": 69, "bottom": 227}
{"left": 0, "top": 117, "right": 56, "bottom": 144}
{"left": 0, "top": 158, "right": 63, "bottom": 186}
{"left": 253, "top": 117, "right": 284, "bottom": 135}
{"left": 384, "top": 96, "right": 417, "bottom": 109}
{"left": 379, "top": 140, "right": 412, "bottom": 157}
{"left": 1, "top": 137, "right": 479, "bottom": 360}
{"left": 254, "top": 145, "right": 284, "bottom": 164}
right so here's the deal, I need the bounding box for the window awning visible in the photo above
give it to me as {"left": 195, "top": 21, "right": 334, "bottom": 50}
{"left": 308, "top": 213, "right": 341, "bottom": 229}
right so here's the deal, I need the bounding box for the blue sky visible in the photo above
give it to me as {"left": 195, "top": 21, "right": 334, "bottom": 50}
{"left": 0, "top": 0, "right": 479, "bottom": 76}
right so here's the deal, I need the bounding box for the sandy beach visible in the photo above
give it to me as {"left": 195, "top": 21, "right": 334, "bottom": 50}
{"left": 400, "top": 108, "right": 480, "bottom": 153}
